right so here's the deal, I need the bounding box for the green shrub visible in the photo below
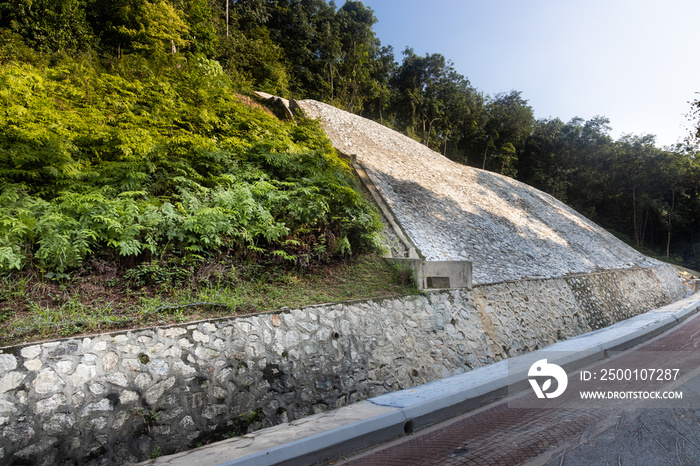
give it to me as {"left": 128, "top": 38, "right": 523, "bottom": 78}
{"left": 0, "top": 57, "right": 381, "bottom": 272}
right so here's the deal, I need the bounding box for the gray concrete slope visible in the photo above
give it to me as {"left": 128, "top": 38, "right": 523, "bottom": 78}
{"left": 297, "top": 100, "right": 665, "bottom": 286}
{"left": 141, "top": 293, "right": 700, "bottom": 466}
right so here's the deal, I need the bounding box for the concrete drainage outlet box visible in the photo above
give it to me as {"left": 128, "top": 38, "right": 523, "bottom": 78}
{"left": 422, "top": 261, "right": 472, "bottom": 290}
{"left": 385, "top": 259, "right": 473, "bottom": 290}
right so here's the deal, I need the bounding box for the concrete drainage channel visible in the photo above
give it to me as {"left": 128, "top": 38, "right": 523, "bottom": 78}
{"left": 255, "top": 91, "right": 473, "bottom": 293}
{"left": 143, "top": 293, "right": 700, "bottom": 466}
{"left": 346, "top": 155, "right": 473, "bottom": 292}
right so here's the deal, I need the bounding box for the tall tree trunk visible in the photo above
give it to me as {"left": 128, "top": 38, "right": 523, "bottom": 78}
{"left": 349, "top": 66, "right": 357, "bottom": 112}
{"left": 226, "top": 0, "right": 229, "bottom": 38}
{"left": 666, "top": 190, "right": 676, "bottom": 257}
{"left": 425, "top": 117, "right": 437, "bottom": 149}
{"left": 329, "top": 62, "right": 334, "bottom": 101}
{"left": 632, "top": 187, "right": 639, "bottom": 247}
{"left": 349, "top": 42, "right": 358, "bottom": 111}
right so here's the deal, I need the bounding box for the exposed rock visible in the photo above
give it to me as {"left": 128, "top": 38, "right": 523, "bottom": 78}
{"left": 0, "top": 372, "right": 25, "bottom": 394}
{"left": 32, "top": 368, "right": 64, "bottom": 395}
{"left": 0, "top": 355, "right": 17, "bottom": 374}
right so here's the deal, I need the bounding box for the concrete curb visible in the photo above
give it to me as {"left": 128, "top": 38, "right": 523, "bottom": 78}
{"left": 145, "top": 293, "right": 700, "bottom": 466}
{"left": 218, "top": 407, "right": 407, "bottom": 466}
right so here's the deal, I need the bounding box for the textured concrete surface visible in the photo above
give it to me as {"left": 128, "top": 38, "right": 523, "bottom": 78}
{"left": 298, "top": 99, "right": 662, "bottom": 286}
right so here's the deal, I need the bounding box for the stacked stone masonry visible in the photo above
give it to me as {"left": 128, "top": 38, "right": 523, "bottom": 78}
{"left": 0, "top": 266, "right": 687, "bottom": 464}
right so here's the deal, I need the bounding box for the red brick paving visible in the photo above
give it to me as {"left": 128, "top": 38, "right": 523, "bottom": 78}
{"left": 342, "top": 404, "right": 610, "bottom": 465}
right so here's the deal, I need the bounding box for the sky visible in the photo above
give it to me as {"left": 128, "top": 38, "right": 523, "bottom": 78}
{"left": 359, "top": 0, "right": 700, "bottom": 147}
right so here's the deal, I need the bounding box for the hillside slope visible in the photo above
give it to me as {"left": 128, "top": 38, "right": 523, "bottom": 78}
{"left": 298, "top": 100, "right": 677, "bottom": 287}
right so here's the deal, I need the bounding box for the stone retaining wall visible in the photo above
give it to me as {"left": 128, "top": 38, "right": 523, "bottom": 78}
{"left": 0, "top": 265, "right": 687, "bottom": 465}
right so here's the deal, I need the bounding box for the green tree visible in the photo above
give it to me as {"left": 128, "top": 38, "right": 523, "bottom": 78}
{"left": 482, "top": 91, "right": 534, "bottom": 176}
{"left": 117, "top": 0, "right": 190, "bottom": 57}
{"left": 331, "top": 0, "right": 378, "bottom": 112}
{"left": 259, "top": 0, "right": 381, "bottom": 111}
{"left": 519, "top": 118, "right": 573, "bottom": 200}
{"left": 178, "top": 0, "right": 219, "bottom": 56}
{"left": 361, "top": 44, "right": 396, "bottom": 125}
{"left": 215, "top": 25, "right": 290, "bottom": 95}
{"left": 0, "top": 0, "right": 96, "bottom": 53}
{"left": 608, "top": 134, "right": 660, "bottom": 247}
{"left": 263, "top": 0, "right": 335, "bottom": 97}
{"left": 389, "top": 49, "right": 452, "bottom": 143}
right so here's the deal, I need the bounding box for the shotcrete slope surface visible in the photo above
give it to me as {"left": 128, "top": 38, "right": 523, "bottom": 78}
{"left": 298, "top": 100, "right": 660, "bottom": 285}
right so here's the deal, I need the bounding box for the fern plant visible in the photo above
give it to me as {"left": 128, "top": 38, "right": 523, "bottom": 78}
{"left": 0, "top": 56, "right": 382, "bottom": 273}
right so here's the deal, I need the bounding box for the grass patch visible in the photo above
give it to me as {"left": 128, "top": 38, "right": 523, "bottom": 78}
{"left": 0, "top": 254, "right": 418, "bottom": 347}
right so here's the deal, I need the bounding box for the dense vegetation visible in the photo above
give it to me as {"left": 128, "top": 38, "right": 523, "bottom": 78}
{"left": 1, "top": 0, "right": 699, "bottom": 273}
{"left": 0, "top": 56, "right": 382, "bottom": 273}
